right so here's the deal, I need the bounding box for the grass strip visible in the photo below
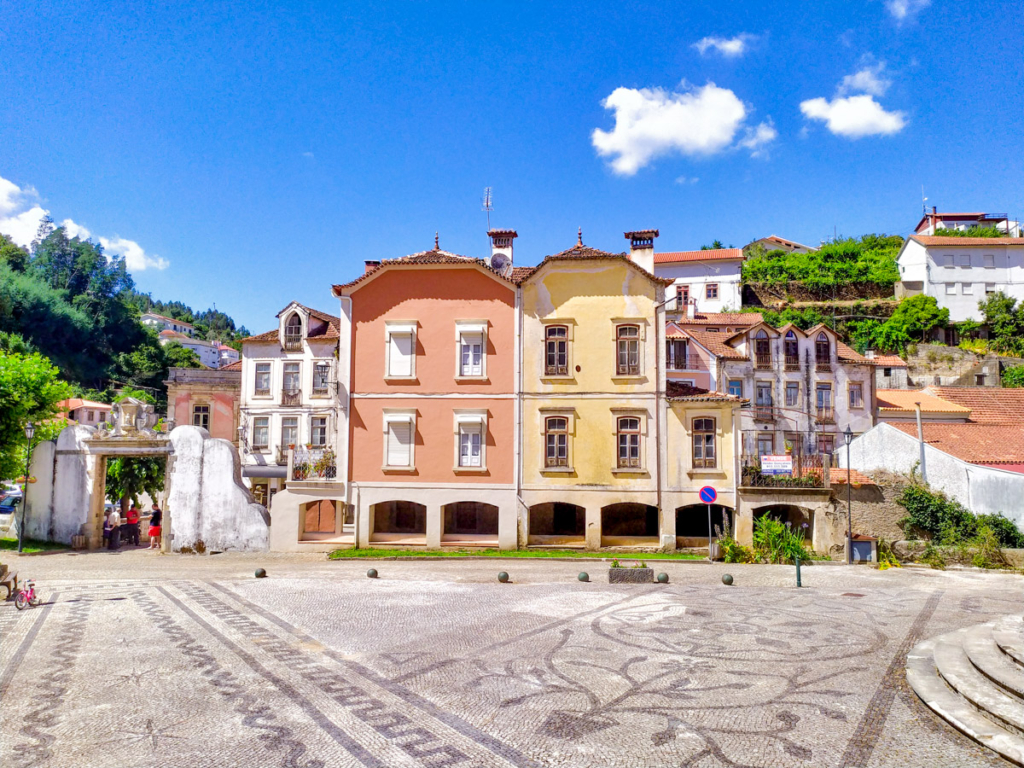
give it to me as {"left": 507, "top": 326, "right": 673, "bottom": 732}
{"left": 328, "top": 547, "right": 706, "bottom": 561}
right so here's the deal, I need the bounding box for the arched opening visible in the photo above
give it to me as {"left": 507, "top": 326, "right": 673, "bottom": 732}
{"left": 284, "top": 313, "right": 303, "bottom": 349}
{"left": 754, "top": 329, "right": 771, "bottom": 368}
{"left": 601, "top": 503, "right": 659, "bottom": 547}
{"left": 675, "top": 504, "right": 733, "bottom": 547}
{"left": 528, "top": 502, "right": 585, "bottom": 546}
{"left": 815, "top": 332, "right": 830, "bottom": 368}
{"left": 442, "top": 502, "right": 499, "bottom": 545}
{"left": 784, "top": 331, "right": 799, "bottom": 370}
{"left": 370, "top": 500, "right": 426, "bottom": 543}
{"left": 753, "top": 505, "right": 814, "bottom": 541}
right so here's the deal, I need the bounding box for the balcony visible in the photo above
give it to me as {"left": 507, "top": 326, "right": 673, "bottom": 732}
{"left": 815, "top": 359, "right": 832, "bottom": 373}
{"left": 281, "top": 389, "right": 302, "bottom": 407}
{"left": 784, "top": 356, "right": 800, "bottom": 372}
{"left": 816, "top": 406, "right": 835, "bottom": 424}
{"left": 740, "top": 454, "right": 826, "bottom": 489}
{"left": 283, "top": 331, "right": 303, "bottom": 351}
{"left": 755, "top": 353, "right": 773, "bottom": 370}
{"left": 254, "top": 387, "right": 270, "bottom": 397}
{"left": 292, "top": 446, "right": 337, "bottom": 481}
{"left": 666, "top": 355, "right": 707, "bottom": 372}
{"left": 753, "top": 405, "right": 776, "bottom": 422}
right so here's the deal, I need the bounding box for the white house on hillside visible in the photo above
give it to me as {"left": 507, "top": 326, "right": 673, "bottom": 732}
{"left": 743, "top": 235, "right": 818, "bottom": 254}
{"left": 141, "top": 312, "right": 196, "bottom": 337}
{"left": 915, "top": 209, "right": 1021, "bottom": 237}
{"left": 896, "top": 235, "right": 1024, "bottom": 322}
{"left": 158, "top": 330, "right": 221, "bottom": 368}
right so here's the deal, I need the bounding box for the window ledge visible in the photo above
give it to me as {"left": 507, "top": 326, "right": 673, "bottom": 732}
{"left": 454, "top": 376, "right": 489, "bottom": 383}
{"left": 310, "top": 392, "right": 331, "bottom": 399}
{"left": 611, "top": 375, "right": 645, "bottom": 382}
{"left": 687, "top": 469, "right": 726, "bottom": 478}
{"left": 540, "top": 376, "right": 576, "bottom": 383}
{"left": 381, "top": 465, "right": 417, "bottom": 474}
{"left": 453, "top": 466, "right": 488, "bottom": 474}
{"left": 384, "top": 376, "right": 419, "bottom": 384}
{"left": 251, "top": 395, "right": 273, "bottom": 400}
{"left": 611, "top": 467, "right": 648, "bottom": 475}
{"left": 540, "top": 467, "right": 575, "bottom": 474}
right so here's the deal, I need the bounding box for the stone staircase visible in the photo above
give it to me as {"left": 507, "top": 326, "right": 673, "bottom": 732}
{"left": 907, "top": 615, "right": 1024, "bottom": 766}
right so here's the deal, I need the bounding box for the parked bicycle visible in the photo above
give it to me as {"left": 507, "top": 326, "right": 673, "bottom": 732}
{"left": 15, "top": 579, "right": 39, "bottom": 610}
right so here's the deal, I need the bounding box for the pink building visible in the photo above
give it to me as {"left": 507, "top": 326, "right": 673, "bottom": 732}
{"left": 334, "top": 241, "right": 519, "bottom": 548}
{"left": 165, "top": 364, "right": 241, "bottom": 442}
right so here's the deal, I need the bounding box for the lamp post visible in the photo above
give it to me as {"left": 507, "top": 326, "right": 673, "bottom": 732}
{"left": 18, "top": 421, "right": 35, "bottom": 553}
{"left": 844, "top": 425, "right": 853, "bottom": 565}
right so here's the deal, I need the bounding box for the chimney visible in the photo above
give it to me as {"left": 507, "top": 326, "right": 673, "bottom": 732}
{"left": 364, "top": 260, "right": 380, "bottom": 274}
{"left": 865, "top": 349, "right": 875, "bottom": 359}
{"left": 931, "top": 205, "right": 937, "bottom": 234}
{"left": 624, "top": 229, "right": 659, "bottom": 274}
{"left": 487, "top": 229, "right": 517, "bottom": 275}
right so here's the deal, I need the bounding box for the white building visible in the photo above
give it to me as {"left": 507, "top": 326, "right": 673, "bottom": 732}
{"left": 158, "top": 330, "right": 221, "bottom": 368}
{"left": 623, "top": 232, "right": 744, "bottom": 315}
{"left": 743, "top": 235, "right": 818, "bottom": 254}
{"left": 218, "top": 344, "right": 240, "bottom": 368}
{"left": 915, "top": 209, "right": 1021, "bottom": 237}
{"left": 896, "top": 235, "right": 1024, "bottom": 322}
{"left": 238, "top": 302, "right": 342, "bottom": 507}
{"left": 141, "top": 312, "right": 196, "bottom": 337}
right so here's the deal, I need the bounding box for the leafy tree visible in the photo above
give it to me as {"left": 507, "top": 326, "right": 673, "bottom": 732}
{"left": 933, "top": 227, "right": 1005, "bottom": 238}
{"left": 105, "top": 387, "right": 165, "bottom": 511}
{"left": 1002, "top": 366, "right": 1024, "bottom": 388}
{"left": 702, "top": 240, "right": 726, "bottom": 250}
{"left": 163, "top": 342, "right": 203, "bottom": 369}
{"left": 0, "top": 233, "right": 28, "bottom": 271}
{"left": 978, "top": 292, "right": 1024, "bottom": 356}
{"left": 742, "top": 234, "right": 903, "bottom": 288}
{"left": 0, "top": 348, "right": 74, "bottom": 480}
{"left": 882, "top": 295, "right": 948, "bottom": 341}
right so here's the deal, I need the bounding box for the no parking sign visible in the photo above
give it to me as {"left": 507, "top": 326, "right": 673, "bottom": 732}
{"left": 699, "top": 486, "right": 717, "bottom": 504}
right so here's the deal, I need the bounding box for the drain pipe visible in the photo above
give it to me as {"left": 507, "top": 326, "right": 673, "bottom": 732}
{"left": 914, "top": 401, "right": 928, "bottom": 485}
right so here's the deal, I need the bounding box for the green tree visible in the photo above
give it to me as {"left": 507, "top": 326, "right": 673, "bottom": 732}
{"left": 871, "top": 295, "right": 948, "bottom": 352}
{"left": 978, "top": 292, "right": 1024, "bottom": 356}
{"left": 1002, "top": 366, "right": 1024, "bottom": 388}
{"left": 105, "top": 388, "right": 165, "bottom": 511}
{"left": 702, "top": 240, "right": 726, "bottom": 250}
{"left": 0, "top": 233, "right": 28, "bottom": 271}
{"left": 0, "top": 348, "right": 74, "bottom": 480}
{"left": 163, "top": 342, "right": 203, "bottom": 369}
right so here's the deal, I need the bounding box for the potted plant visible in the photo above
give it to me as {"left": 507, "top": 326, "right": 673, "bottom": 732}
{"left": 608, "top": 559, "right": 654, "bottom": 583}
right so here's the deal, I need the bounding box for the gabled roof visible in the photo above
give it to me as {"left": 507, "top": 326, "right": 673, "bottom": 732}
{"left": 521, "top": 241, "right": 675, "bottom": 286}
{"left": 220, "top": 360, "right": 243, "bottom": 371}
{"left": 887, "top": 422, "right": 1024, "bottom": 468}
{"left": 744, "top": 235, "right": 818, "bottom": 252}
{"left": 654, "top": 248, "right": 744, "bottom": 264}
{"left": 243, "top": 302, "right": 341, "bottom": 343}
{"left": 876, "top": 389, "right": 972, "bottom": 416}
{"left": 837, "top": 341, "right": 868, "bottom": 364}
{"left": 675, "top": 311, "right": 763, "bottom": 328}
{"left": 870, "top": 354, "right": 907, "bottom": 367}
{"left": 909, "top": 236, "right": 1024, "bottom": 247}
{"left": 59, "top": 398, "right": 112, "bottom": 411}
{"left": 724, "top": 321, "right": 780, "bottom": 343}
{"left": 142, "top": 312, "right": 194, "bottom": 328}
{"left": 914, "top": 212, "right": 1004, "bottom": 231}
{"left": 924, "top": 386, "right": 1024, "bottom": 425}
{"left": 333, "top": 247, "right": 517, "bottom": 292}
{"left": 666, "top": 381, "right": 746, "bottom": 403}
{"left": 159, "top": 329, "right": 190, "bottom": 340}
{"left": 683, "top": 328, "right": 746, "bottom": 360}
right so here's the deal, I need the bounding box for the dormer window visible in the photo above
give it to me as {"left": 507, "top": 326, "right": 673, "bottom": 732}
{"left": 815, "top": 332, "right": 831, "bottom": 372}
{"left": 784, "top": 331, "right": 799, "bottom": 371}
{"left": 284, "top": 314, "right": 303, "bottom": 350}
{"left": 754, "top": 330, "right": 772, "bottom": 370}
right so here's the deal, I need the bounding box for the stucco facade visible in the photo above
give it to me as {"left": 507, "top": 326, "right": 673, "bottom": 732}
{"left": 165, "top": 367, "right": 240, "bottom": 442}
{"left": 519, "top": 247, "right": 671, "bottom": 549}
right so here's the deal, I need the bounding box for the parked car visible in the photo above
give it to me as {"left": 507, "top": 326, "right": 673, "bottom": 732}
{"left": 0, "top": 495, "right": 21, "bottom": 515}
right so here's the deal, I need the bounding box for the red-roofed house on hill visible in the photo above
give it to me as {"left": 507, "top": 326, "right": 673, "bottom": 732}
{"left": 914, "top": 207, "right": 1021, "bottom": 237}
{"left": 743, "top": 235, "right": 819, "bottom": 254}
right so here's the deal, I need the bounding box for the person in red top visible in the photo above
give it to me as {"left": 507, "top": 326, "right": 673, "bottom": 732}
{"left": 124, "top": 504, "right": 141, "bottom": 546}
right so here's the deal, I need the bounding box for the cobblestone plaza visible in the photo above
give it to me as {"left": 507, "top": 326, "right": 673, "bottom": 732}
{"left": 1, "top": 552, "right": 1021, "bottom": 767}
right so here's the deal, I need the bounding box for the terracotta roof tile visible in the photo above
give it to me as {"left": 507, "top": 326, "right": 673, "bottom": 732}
{"left": 666, "top": 381, "right": 746, "bottom": 402}
{"left": 521, "top": 242, "right": 675, "bottom": 286}
{"left": 654, "top": 248, "right": 744, "bottom": 264}
{"left": 675, "top": 312, "right": 763, "bottom": 327}
{"left": 220, "top": 360, "right": 243, "bottom": 371}
{"left": 334, "top": 248, "right": 516, "bottom": 291}
{"left": 242, "top": 303, "right": 341, "bottom": 343}
{"left": 684, "top": 328, "right": 746, "bottom": 360}
{"left": 910, "top": 236, "right": 1024, "bottom": 247}
{"left": 924, "top": 387, "right": 1024, "bottom": 425}
{"left": 510, "top": 266, "right": 535, "bottom": 283}
{"left": 876, "top": 389, "right": 972, "bottom": 414}
{"left": 888, "top": 422, "right": 1024, "bottom": 466}
{"left": 837, "top": 341, "right": 868, "bottom": 364}
{"left": 870, "top": 354, "right": 908, "bottom": 367}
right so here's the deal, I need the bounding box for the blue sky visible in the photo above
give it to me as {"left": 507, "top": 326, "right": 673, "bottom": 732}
{"left": 1, "top": 0, "right": 1022, "bottom": 333}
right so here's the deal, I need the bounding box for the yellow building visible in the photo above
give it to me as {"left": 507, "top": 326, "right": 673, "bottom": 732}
{"left": 518, "top": 235, "right": 673, "bottom": 550}
{"left": 664, "top": 384, "right": 744, "bottom": 547}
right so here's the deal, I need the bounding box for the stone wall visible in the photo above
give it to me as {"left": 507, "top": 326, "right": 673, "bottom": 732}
{"left": 904, "top": 345, "right": 1024, "bottom": 387}
{"left": 845, "top": 471, "right": 910, "bottom": 542}
{"left": 22, "top": 426, "right": 100, "bottom": 545}
{"left": 743, "top": 283, "right": 895, "bottom": 305}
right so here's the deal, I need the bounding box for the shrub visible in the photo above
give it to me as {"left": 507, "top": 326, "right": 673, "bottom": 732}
{"left": 976, "top": 514, "right": 1024, "bottom": 548}
{"left": 1002, "top": 366, "right": 1024, "bottom": 389}
{"left": 719, "top": 535, "right": 756, "bottom": 563}
{"left": 752, "top": 516, "right": 813, "bottom": 564}
{"left": 897, "top": 485, "right": 976, "bottom": 544}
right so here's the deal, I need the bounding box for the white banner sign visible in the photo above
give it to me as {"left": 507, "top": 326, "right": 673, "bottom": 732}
{"left": 761, "top": 455, "right": 793, "bottom": 475}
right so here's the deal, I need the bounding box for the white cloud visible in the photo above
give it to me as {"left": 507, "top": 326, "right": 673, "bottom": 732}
{"left": 737, "top": 120, "right": 778, "bottom": 157}
{"left": 838, "top": 61, "right": 891, "bottom": 97}
{"left": 301, "top": 151, "right": 314, "bottom": 159}
{"left": 592, "top": 82, "right": 771, "bottom": 175}
{"left": 800, "top": 94, "right": 906, "bottom": 138}
{"left": 674, "top": 176, "right": 699, "bottom": 185}
{"left": 886, "top": 0, "right": 930, "bottom": 20}
{"left": 693, "top": 34, "right": 754, "bottom": 57}
{"left": 99, "top": 236, "right": 169, "bottom": 271}
{"left": 0, "top": 173, "right": 168, "bottom": 270}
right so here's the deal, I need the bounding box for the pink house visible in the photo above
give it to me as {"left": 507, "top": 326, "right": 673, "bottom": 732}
{"left": 165, "top": 364, "right": 241, "bottom": 442}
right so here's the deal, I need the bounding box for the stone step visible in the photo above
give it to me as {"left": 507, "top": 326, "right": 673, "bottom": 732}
{"left": 934, "top": 630, "right": 1024, "bottom": 736}
{"left": 964, "top": 624, "right": 1024, "bottom": 701}
{"left": 993, "top": 616, "right": 1024, "bottom": 668}
{"left": 907, "top": 636, "right": 1024, "bottom": 767}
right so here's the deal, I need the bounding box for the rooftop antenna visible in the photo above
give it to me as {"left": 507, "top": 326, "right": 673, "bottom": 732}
{"left": 482, "top": 187, "right": 493, "bottom": 231}
{"left": 922, "top": 186, "right": 928, "bottom": 215}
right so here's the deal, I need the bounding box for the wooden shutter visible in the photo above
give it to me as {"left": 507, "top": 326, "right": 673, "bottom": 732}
{"left": 388, "top": 333, "right": 413, "bottom": 377}
{"left": 387, "top": 422, "right": 412, "bottom": 466}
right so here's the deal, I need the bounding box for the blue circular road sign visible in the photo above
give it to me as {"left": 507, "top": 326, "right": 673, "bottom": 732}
{"left": 699, "top": 486, "right": 717, "bottom": 504}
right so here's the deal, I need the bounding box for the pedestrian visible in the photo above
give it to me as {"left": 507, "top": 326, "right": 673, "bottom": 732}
{"left": 125, "top": 504, "right": 141, "bottom": 546}
{"left": 148, "top": 505, "right": 162, "bottom": 550}
{"left": 102, "top": 511, "right": 112, "bottom": 548}
{"left": 107, "top": 507, "right": 121, "bottom": 550}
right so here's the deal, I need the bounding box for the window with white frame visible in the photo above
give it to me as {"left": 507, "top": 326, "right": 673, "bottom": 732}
{"left": 192, "top": 404, "right": 210, "bottom": 430}
{"left": 254, "top": 362, "right": 271, "bottom": 396}
{"left": 958, "top": 254, "right": 971, "bottom": 268}
{"left": 983, "top": 254, "right": 995, "bottom": 268}
{"left": 456, "top": 322, "right": 486, "bottom": 378}
{"left": 281, "top": 416, "right": 298, "bottom": 448}
{"left": 785, "top": 381, "right": 799, "bottom": 407}
{"left": 544, "top": 416, "right": 569, "bottom": 468}
{"left": 385, "top": 323, "right": 416, "bottom": 378}
{"left": 942, "top": 254, "right": 954, "bottom": 268}
{"left": 454, "top": 412, "right": 486, "bottom": 469}
{"left": 728, "top": 379, "right": 743, "bottom": 398}
{"left": 692, "top": 418, "right": 716, "bottom": 468}
{"left": 544, "top": 325, "right": 569, "bottom": 376}
{"left": 945, "top": 283, "right": 956, "bottom": 295}
{"left": 616, "top": 416, "right": 641, "bottom": 469}
{"left": 383, "top": 412, "right": 415, "bottom": 468}
{"left": 310, "top": 416, "right": 327, "bottom": 446}
{"left": 252, "top": 417, "right": 270, "bottom": 449}
{"left": 962, "top": 282, "right": 973, "bottom": 294}
{"left": 986, "top": 283, "right": 997, "bottom": 294}
{"left": 849, "top": 382, "right": 864, "bottom": 408}
{"left": 616, "top": 325, "right": 640, "bottom": 376}
{"left": 312, "top": 363, "right": 330, "bottom": 396}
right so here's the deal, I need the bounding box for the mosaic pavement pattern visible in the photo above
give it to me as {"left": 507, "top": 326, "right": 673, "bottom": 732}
{"left": 0, "top": 554, "right": 1022, "bottom": 767}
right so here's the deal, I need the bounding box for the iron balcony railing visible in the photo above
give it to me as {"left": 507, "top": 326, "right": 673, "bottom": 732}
{"left": 755, "top": 353, "right": 773, "bottom": 370}
{"left": 816, "top": 359, "right": 833, "bottom": 372}
{"left": 666, "top": 355, "right": 709, "bottom": 372}
{"left": 784, "top": 355, "right": 800, "bottom": 371}
{"left": 741, "top": 453, "right": 827, "bottom": 488}
{"left": 816, "top": 406, "right": 835, "bottom": 423}
{"left": 283, "top": 331, "right": 303, "bottom": 351}
{"left": 291, "top": 446, "right": 337, "bottom": 481}
{"left": 281, "top": 389, "right": 302, "bottom": 407}
{"left": 753, "top": 405, "right": 776, "bottom": 421}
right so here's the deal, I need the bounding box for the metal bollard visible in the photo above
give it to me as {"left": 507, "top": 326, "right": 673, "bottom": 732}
{"left": 795, "top": 556, "right": 802, "bottom": 588}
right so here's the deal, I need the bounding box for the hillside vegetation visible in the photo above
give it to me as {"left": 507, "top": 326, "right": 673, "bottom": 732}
{"left": 742, "top": 234, "right": 903, "bottom": 289}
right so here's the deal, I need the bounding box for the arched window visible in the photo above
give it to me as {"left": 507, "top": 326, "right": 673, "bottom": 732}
{"left": 545, "top": 326, "right": 568, "bottom": 376}
{"left": 544, "top": 417, "right": 568, "bottom": 467}
{"left": 692, "top": 418, "right": 716, "bottom": 468}
{"left": 784, "top": 331, "right": 799, "bottom": 369}
{"left": 617, "top": 417, "right": 641, "bottom": 468}
{"left": 754, "top": 329, "right": 771, "bottom": 369}
{"left": 815, "top": 332, "right": 830, "bottom": 370}
{"left": 616, "top": 325, "right": 640, "bottom": 376}
{"left": 284, "top": 313, "right": 302, "bottom": 349}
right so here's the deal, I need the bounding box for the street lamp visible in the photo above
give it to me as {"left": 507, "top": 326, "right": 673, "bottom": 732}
{"left": 844, "top": 425, "right": 853, "bottom": 565}
{"left": 18, "top": 421, "right": 35, "bottom": 553}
